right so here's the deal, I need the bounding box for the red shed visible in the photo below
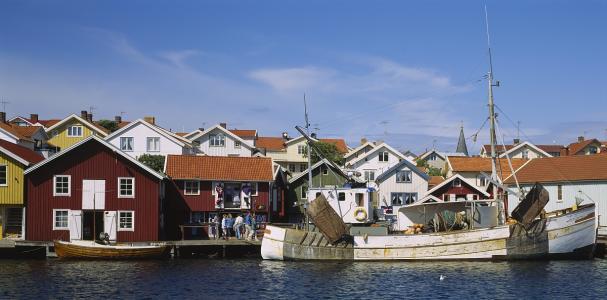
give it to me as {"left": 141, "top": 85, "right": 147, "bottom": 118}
{"left": 164, "top": 155, "right": 282, "bottom": 239}
{"left": 425, "top": 174, "right": 490, "bottom": 202}
{"left": 24, "top": 136, "right": 166, "bottom": 243}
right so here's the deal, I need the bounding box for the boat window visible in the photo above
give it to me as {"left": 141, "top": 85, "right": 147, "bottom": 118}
{"left": 355, "top": 193, "right": 364, "bottom": 206}
{"left": 338, "top": 192, "right": 346, "bottom": 201}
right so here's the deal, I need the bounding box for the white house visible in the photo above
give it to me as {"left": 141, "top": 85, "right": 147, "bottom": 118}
{"left": 188, "top": 124, "right": 255, "bottom": 157}
{"left": 497, "top": 141, "right": 553, "bottom": 159}
{"left": 345, "top": 143, "right": 409, "bottom": 186}
{"left": 417, "top": 149, "right": 465, "bottom": 171}
{"left": 375, "top": 159, "right": 429, "bottom": 217}
{"left": 344, "top": 141, "right": 376, "bottom": 165}
{"left": 105, "top": 118, "right": 194, "bottom": 158}
{"left": 504, "top": 154, "right": 607, "bottom": 236}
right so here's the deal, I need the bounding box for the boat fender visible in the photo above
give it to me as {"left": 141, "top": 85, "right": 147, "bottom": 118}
{"left": 354, "top": 207, "right": 367, "bottom": 222}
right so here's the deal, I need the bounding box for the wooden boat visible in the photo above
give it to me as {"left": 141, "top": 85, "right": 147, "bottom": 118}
{"left": 54, "top": 240, "right": 170, "bottom": 259}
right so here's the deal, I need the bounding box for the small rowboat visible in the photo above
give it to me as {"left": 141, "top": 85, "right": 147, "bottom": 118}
{"left": 54, "top": 240, "right": 170, "bottom": 259}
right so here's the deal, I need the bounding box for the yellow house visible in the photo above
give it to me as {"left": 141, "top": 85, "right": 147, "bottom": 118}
{"left": 45, "top": 113, "right": 108, "bottom": 151}
{"left": 0, "top": 140, "right": 44, "bottom": 239}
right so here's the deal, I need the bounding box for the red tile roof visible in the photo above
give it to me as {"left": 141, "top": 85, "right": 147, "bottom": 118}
{"left": 448, "top": 156, "right": 528, "bottom": 180}
{"left": 256, "top": 137, "right": 286, "bottom": 151}
{"left": 10, "top": 125, "right": 43, "bottom": 139}
{"left": 0, "top": 139, "right": 44, "bottom": 164}
{"left": 428, "top": 176, "right": 445, "bottom": 186}
{"left": 566, "top": 139, "right": 601, "bottom": 155}
{"left": 165, "top": 155, "right": 274, "bottom": 181}
{"left": 482, "top": 144, "right": 564, "bottom": 155}
{"left": 0, "top": 123, "right": 32, "bottom": 141}
{"left": 319, "top": 138, "right": 348, "bottom": 153}
{"left": 229, "top": 129, "right": 257, "bottom": 138}
{"left": 504, "top": 155, "right": 607, "bottom": 184}
{"left": 37, "top": 119, "right": 61, "bottom": 127}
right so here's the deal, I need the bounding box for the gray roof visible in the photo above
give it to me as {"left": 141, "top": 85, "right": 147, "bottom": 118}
{"left": 375, "top": 159, "right": 430, "bottom": 182}
{"left": 456, "top": 126, "right": 469, "bottom": 156}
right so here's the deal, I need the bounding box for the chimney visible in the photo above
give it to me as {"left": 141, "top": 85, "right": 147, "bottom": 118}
{"left": 311, "top": 133, "right": 317, "bottom": 139}
{"left": 513, "top": 138, "right": 520, "bottom": 145}
{"left": 198, "top": 127, "right": 204, "bottom": 132}
{"left": 87, "top": 113, "right": 93, "bottom": 122}
{"left": 80, "top": 110, "right": 88, "bottom": 119}
{"left": 143, "top": 116, "right": 156, "bottom": 125}
{"left": 578, "top": 136, "right": 585, "bottom": 143}
{"left": 30, "top": 114, "right": 39, "bottom": 123}
{"left": 0, "top": 112, "right": 5, "bottom": 123}
{"left": 282, "top": 132, "right": 289, "bottom": 140}
{"left": 360, "top": 137, "right": 368, "bottom": 145}
{"left": 114, "top": 115, "right": 122, "bottom": 123}
{"left": 220, "top": 122, "right": 227, "bottom": 129}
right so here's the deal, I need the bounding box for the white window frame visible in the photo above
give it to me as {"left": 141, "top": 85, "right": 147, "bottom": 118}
{"left": 146, "top": 137, "right": 160, "bottom": 152}
{"left": 396, "top": 170, "right": 412, "bottom": 183}
{"left": 476, "top": 175, "right": 487, "bottom": 187}
{"left": 118, "top": 177, "right": 135, "bottom": 198}
{"left": 234, "top": 141, "right": 241, "bottom": 148}
{"left": 364, "top": 170, "right": 375, "bottom": 181}
{"left": 209, "top": 134, "right": 225, "bottom": 147}
{"left": 120, "top": 137, "right": 134, "bottom": 152}
{"left": 453, "top": 178, "right": 462, "bottom": 187}
{"left": 250, "top": 182, "right": 258, "bottom": 196}
{"left": 67, "top": 125, "right": 83, "bottom": 137}
{"left": 184, "top": 180, "right": 201, "bottom": 196}
{"left": 53, "top": 175, "right": 71, "bottom": 196}
{"left": 0, "top": 164, "right": 7, "bottom": 186}
{"left": 379, "top": 151, "right": 389, "bottom": 162}
{"left": 52, "top": 209, "right": 69, "bottom": 230}
{"left": 322, "top": 167, "right": 329, "bottom": 176}
{"left": 298, "top": 145, "right": 307, "bottom": 155}
{"left": 117, "top": 210, "right": 135, "bottom": 232}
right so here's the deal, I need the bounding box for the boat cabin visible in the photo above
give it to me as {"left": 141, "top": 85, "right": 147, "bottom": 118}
{"left": 308, "top": 187, "right": 375, "bottom": 224}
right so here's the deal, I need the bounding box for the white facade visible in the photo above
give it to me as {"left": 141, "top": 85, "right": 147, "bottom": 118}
{"left": 507, "top": 181, "right": 607, "bottom": 236}
{"left": 105, "top": 120, "right": 192, "bottom": 158}
{"left": 376, "top": 161, "right": 429, "bottom": 216}
{"left": 190, "top": 126, "right": 254, "bottom": 157}
{"left": 347, "top": 144, "right": 407, "bottom": 186}
{"left": 344, "top": 142, "right": 376, "bottom": 164}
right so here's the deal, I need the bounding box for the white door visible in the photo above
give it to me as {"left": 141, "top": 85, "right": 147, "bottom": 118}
{"left": 104, "top": 211, "right": 117, "bottom": 241}
{"left": 82, "top": 180, "right": 106, "bottom": 210}
{"left": 68, "top": 210, "right": 82, "bottom": 240}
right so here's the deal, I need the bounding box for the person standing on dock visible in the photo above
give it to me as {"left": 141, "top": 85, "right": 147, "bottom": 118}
{"left": 234, "top": 214, "right": 244, "bottom": 240}
{"left": 244, "top": 211, "right": 253, "bottom": 241}
{"left": 251, "top": 212, "right": 257, "bottom": 241}
{"left": 211, "top": 215, "right": 220, "bottom": 240}
{"left": 221, "top": 214, "right": 229, "bottom": 240}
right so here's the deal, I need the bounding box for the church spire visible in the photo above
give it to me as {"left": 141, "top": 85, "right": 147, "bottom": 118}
{"left": 456, "top": 122, "right": 468, "bottom": 156}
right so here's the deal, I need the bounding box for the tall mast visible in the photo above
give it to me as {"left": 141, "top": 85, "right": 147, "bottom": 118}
{"left": 485, "top": 6, "right": 504, "bottom": 224}
{"left": 304, "top": 94, "right": 312, "bottom": 231}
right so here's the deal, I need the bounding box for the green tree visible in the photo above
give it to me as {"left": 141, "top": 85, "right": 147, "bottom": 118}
{"left": 97, "top": 119, "right": 120, "bottom": 132}
{"left": 138, "top": 154, "right": 165, "bottom": 172}
{"left": 310, "top": 141, "right": 345, "bottom": 165}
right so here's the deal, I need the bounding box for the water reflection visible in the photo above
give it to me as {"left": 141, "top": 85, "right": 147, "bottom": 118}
{"left": 0, "top": 259, "right": 605, "bottom": 299}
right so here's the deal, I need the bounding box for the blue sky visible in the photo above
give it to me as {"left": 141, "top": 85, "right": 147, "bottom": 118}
{"left": 1, "top": 0, "right": 605, "bottom": 154}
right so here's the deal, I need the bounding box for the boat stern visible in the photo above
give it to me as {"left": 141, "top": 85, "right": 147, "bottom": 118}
{"left": 261, "top": 225, "right": 286, "bottom": 260}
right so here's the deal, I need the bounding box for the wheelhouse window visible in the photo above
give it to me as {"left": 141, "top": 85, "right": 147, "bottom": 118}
{"left": 53, "top": 210, "right": 69, "bottom": 230}
{"left": 396, "top": 170, "right": 412, "bottom": 183}
{"left": 209, "top": 134, "right": 225, "bottom": 147}
{"left": 118, "top": 211, "right": 134, "bottom": 231}
{"left": 379, "top": 151, "right": 389, "bottom": 162}
{"left": 53, "top": 175, "right": 71, "bottom": 196}
{"left": 364, "top": 170, "right": 375, "bottom": 181}
{"left": 146, "top": 137, "right": 160, "bottom": 152}
{"left": 0, "top": 165, "right": 7, "bottom": 186}
{"left": 184, "top": 180, "right": 201, "bottom": 195}
{"left": 118, "top": 177, "right": 135, "bottom": 198}
{"left": 120, "top": 137, "right": 134, "bottom": 151}
{"left": 338, "top": 192, "right": 346, "bottom": 201}
{"left": 67, "top": 125, "right": 83, "bottom": 137}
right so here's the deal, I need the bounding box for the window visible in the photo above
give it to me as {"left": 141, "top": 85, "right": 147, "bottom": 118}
{"left": 248, "top": 182, "right": 259, "bottom": 196}
{"left": 453, "top": 178, "right": 462, "bottom": 187}
{"left": 391, "top": 193, "right": 417, "bottom": 205}
{"left": 589, "top": 146, "right": 598, "bottom": 154}
{"left": 184, "top": 180, "right": 201, "bottom": 195}
{"left": 396, "top": 170, "right": 412, "bottom": 183}
{"left": 53, "top": 210, "right": 69, "bottom": 230}
{"left": 391, "top": 193, "right": 403, "bottom": 205}
{"left": 322, "top": 167, "right": 329, "bottom": 176}
{"left": 338, "top": 192, "right": 346, "bottom": 201}
{"left": 364, "top": 170, "right": 375, "bottom": 181}
{"left": 355, "top": 193, "right": 364, "bottom": 206}
{"left": 53, "top": 175, "right": 71, "bottom": 196}
{"left": 298, "top": 145, "right": 307, "bottom": 155}
{"left": 522, "top": 149, "right": 529, "bottom": 159}
{"left": 379, "top": 151, "right": 389, "bottom": 162}
{"left": 118, "top": 211, "right": 134, "bottom": 231}
{"left": 299, "top": 163, "right": 307, "bottom": 172}
{"left": 146, "top": 137, "right": 160, "bottom": 152}
{"left": 405, "top": 193, "right": 418, "bottom": 205}
{"left": 0, "top": 165, "right": 6, "bottom": 186}
{"left": 118, "top": 177, "right": 135, "bottom": 198}
{"left": 476, "top": 175, "right": 487, "bottom": 187}
{"left": 234, "top": 141, "right": 241, "bottom": 148}
{"left": 301, "top": 186, "right": 308, "bottom": 199}
{"left": 67, "top": 126, "right": 83, "bottom": 137}
{"left": 51, "top": 130, "right": 58, "bottom": 137}
{"left": 557, "top": 185, "right": 563, "bottom": 201}
{"left": 209, "top": 134, "right": 225, "bottom": 147}
{"left": 428, "top": 153, "right": 437, "bottom": 161}
{"left": 120, "top": 137, "right": 134, "bottom": 151}
{"left": 289, "top": 164, "right": 296, "bottom": 172}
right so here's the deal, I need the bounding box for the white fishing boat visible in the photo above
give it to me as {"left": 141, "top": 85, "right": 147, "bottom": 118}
{"left": 261, "top": 8, "right": 598, "bottom": 261}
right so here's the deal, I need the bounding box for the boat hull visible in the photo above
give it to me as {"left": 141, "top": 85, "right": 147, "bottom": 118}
{"left": 261, "top": 205, "right": 597, "bottom": 261}
{"left": 54, "top": 240, "right": 170, "bottom": 259}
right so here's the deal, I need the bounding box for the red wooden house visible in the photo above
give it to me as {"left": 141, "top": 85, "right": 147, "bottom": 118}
{"left": 24, "top": 136, "right": 166, "bottom": 242}
{"left": 419, "top": 174, "right": 491, "bottom": 204}
{"left": 164, "top": 155, "right": 283, "bottom": 239}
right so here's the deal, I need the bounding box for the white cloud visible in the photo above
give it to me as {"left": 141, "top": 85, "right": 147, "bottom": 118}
{"left": 248, "top": 67, "right": 336, "bottom": 93}
{"left": 159, "top": 50, "right": 202, "bottom": 69}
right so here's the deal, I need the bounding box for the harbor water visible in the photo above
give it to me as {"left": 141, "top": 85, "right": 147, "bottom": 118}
{"left": 1, "top": 258, "right": 606, "bottom": 299}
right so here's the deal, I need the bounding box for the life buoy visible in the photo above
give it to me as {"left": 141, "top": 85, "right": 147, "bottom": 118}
{"left": 354, "top": 207, "right": 367, "bottom": 222}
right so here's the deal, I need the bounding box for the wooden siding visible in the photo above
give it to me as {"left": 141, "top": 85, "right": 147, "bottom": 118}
{"left": 0, "top": 154, "right": 25, "bottom": 205}
{"left": 25, "top": 141, "right": 162, "bottom": 242}
{"left": 287, "top": 166, "right": 347, "bottom": 216}
{"left": 170, "top": 180, "right": 270, "bottom": 212}
{"left": 377, "top": 165, "right": 428, "bottom": 214}
{"left": 47, "top": 120, "right": 98, "bottom": 150}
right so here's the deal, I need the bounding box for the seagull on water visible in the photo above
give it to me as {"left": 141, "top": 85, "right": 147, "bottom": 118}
{"left": 439, "top": 275, "right": 446, "bottom": 281}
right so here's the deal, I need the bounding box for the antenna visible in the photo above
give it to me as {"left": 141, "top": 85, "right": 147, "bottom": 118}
{"left": 517, "top": 121, "right": 521, "bottom": 140}
{"left": 303, "top": 93, "right": 312, "bottom": 231}
{"left": 0, "top": 98, "right": 9, "bottom": 112}
{"left": 89, "top": 106, "right": 97, "bottom": 115}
